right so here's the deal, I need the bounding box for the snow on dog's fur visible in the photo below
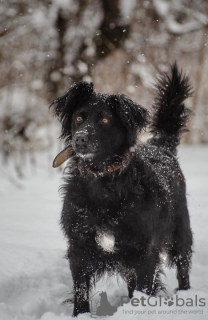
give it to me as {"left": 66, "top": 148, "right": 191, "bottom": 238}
{"left": 50, "top": 63, "right": 193, "bottom": 317}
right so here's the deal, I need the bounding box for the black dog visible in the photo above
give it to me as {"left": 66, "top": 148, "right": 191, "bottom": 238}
{"left": 50, "top": 63, "right": 193, "bottom": 317}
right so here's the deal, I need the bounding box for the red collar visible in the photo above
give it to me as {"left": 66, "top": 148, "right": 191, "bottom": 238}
{"left": 84, "top": 150, "right": 131, "bottom": 176}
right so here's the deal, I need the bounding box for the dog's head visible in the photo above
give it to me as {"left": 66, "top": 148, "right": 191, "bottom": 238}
{"left": 50, "top": 82, "right": 148, "bottom": 163}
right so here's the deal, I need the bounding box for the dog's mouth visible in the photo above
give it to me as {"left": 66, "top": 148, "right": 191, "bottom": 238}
{"left": 72, "top": 140, "right": 100, "bottom": 159}
{"left": 52, "top": 143, "right": 100, "bottom": 168}
{"left": 76, "top": 152, "right": 94, "bottom": 160}
{"left": 73, "top": 145, "right": 97, "bottom": 159}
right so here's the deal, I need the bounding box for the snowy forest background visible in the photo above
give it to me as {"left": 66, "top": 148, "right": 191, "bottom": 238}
{"left": 1, "top": 1, "right": 208, "bottom": 320}
{"left": 1, "top": 0, "right": 208, "bottom": 176}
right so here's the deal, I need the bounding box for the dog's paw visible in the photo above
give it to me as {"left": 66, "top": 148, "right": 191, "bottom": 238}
{"left": 174, "top": 285, "right": 190, "bottom": 294}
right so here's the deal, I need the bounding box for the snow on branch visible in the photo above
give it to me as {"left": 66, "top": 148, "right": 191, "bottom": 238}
{"left": 153, "top": 0, "right": 208, "bottom": 35}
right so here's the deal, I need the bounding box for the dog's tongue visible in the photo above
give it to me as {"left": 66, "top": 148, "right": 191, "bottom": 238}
{"left": 52, "top": 145, "right": 73, "bottom": 168}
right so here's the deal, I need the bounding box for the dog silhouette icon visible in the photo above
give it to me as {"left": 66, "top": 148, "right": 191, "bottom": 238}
{"left": 96, "top": 292, "right": 117, "bottom": 316}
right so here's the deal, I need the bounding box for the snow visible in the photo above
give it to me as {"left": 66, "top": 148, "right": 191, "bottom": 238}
{"left": 153, "top": 0, "right": 205, "bottom": 35}
{"left": 120, "top": 0, "right": 137, "bottom": 17}
{"left": 130, "top": 63, "right": 154, "bottom": 88}
{"left": 153, "top": 0, "right": 169, "bottom": 17}
{"left": 165, "top": 18, "right": 202, "bottom": 35}
{"left": 0, "top": 145, "right": 208, "bottom": 319}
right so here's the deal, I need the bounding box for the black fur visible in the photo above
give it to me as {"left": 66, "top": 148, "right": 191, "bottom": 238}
{"left": 50, "top": 63, "right": 193, "bottom": 317}
{"left": 149, "top": 62, "right": 193, "bottom": 154}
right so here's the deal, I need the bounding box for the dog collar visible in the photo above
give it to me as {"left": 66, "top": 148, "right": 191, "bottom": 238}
{"left": 84, "top": 150, "right": 131, "bottom": 176}
{"left": 52, "top": 146, "right": 131, "bottom": 175}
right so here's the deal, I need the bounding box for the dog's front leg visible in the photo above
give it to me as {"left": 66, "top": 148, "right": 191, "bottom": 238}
{"left": 127, "top": 275, "right": 137, "bottom": 299}
{"left": 69, "top": 247, "right": 92, "bottom": 317}
{"left": 72, "top": 273, "right": 91, "bottom": 317}
{"left": 136, "top": 250, "right": 161, "bottom": 295}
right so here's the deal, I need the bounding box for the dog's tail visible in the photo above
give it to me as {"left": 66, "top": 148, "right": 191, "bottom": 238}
{"left": 149, "top": 63, "right": 193, "bottom": 154}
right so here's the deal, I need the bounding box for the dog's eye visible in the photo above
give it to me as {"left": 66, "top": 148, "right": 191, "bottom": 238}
{"left": 76, "top": 116, "right": 83, "bottom": 123}
{"left": 101, "top": 118, "right": 109, "bottom": 124}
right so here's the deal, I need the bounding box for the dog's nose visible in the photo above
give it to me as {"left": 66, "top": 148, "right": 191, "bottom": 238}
{"left": 75, "top": 132, "right": 89, "bottom": 145}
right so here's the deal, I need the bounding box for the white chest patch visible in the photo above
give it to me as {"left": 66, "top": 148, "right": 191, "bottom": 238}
{"left": 95, "top": 230, "right": 115, "bottom": 253}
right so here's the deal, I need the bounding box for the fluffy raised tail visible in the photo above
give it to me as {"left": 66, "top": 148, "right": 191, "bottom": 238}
{"left": 149, "top": 63, "right": 193, "bottom": 154}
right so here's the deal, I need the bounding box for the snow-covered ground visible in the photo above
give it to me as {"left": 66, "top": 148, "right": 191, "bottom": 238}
{"left": 0, "top": 146, "right": 208, "bottom": 320}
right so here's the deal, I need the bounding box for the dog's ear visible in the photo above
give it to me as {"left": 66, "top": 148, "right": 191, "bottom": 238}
{"left": 50, "top": 81, "right": 94, "bottom": 142}
{"left": 109, "top": 94, "right": 149, "bottom": 143}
